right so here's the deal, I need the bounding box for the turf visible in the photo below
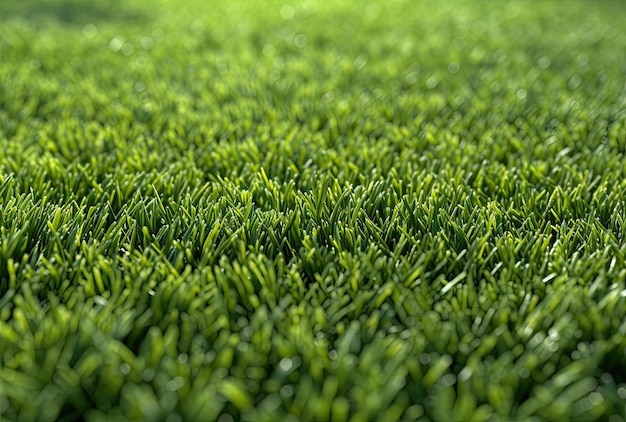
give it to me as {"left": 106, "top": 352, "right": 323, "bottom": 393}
{"left": 1, "top": 0, "right": 626, "bottom": 420}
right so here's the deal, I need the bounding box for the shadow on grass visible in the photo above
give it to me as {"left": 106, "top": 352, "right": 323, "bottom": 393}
{"left": 0, "top": 0, "right": 150, "bottom": 25}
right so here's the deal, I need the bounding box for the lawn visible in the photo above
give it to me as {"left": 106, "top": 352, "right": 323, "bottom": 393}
{"left": 1, "top": 0, "right": 626, "bottom": 420}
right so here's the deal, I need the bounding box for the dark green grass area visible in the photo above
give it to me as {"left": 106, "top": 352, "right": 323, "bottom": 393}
{"left": 2, "top": 0, "right": 626, "bottom": 420}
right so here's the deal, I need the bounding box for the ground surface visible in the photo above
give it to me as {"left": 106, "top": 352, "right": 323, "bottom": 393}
{"left": 1, "top": 0, "right": 626, "bottom": 420}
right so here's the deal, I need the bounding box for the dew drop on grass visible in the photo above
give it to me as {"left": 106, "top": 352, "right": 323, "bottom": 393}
{"left": 425, "top": 75, "right": 439, "bottom": 89}
{"left": 494, "top": 49, "right": 507, "bottom": 63}
{"left": 579, "top": 396, "right": 592, "bottom": 411}
{"left": 447, "top": 61, "right": 460, "bottom": 74}
{"left": 353, "top": 53, "right": 368, "bottom": 70}
{"left": 166, "top": 377, "right": 185, "bottom": 392}
{"left": 322, "top": 92, "right": 335, "bottom": 103}
{"left": 142, "top": 368, "right": 155, "bottom": 382}
{"left": 270, "top": 69, "right": 281, "bottom": 81}
{"left": 547, "top": 339, "right": 559, "bottom": 352}
{"left": 388, "top": 325, "right": 400, "bottom": 334}
{"left": 279, "top": 357, "right": 293, "bottom": 371}
{"left": 294, "top": 34, "right": 308, "bottom": 48}
{"left": 458, "top": 366, "right": 472, "bottom": 382}
{"left": 241, "top": 325, "right": 253, "bottom": 339}
{"left": 441, "top": 373, "right": 457, "bottom": 387}
{"left": 280, "top": 385, "right": 294, "bottom": 397}
{"left": 140, "top": 37, "right": 154, "bottom": 50}
{"left": 588, "top": 391, "right": 604, "bottom": 406}
{"left": 600, "top": 373, "right": 613, "bottom": 384}
{"left": 568, "top": 74, "right": 582, "bottom": 90}
{"left": 204, "top": 351, "right": 216, "bottom": 364}
{"left": 280, "top": 4, "right": 295, "bottom": 20}
{"left": 470, "top": 47, "right": 485, "bottom": 62}
{"left": 237, "top": 317, "right": 248, "bottom": 328}
{"left": 518, "top": 367, "right": 530, "bottom": 379}
{"left": 537, "top": 56, "right": 551, "bottom": 69}
{"left": 405, "top": 71, "right": 419, "bottom": 85}
{"left": 109, "top": 37, "right": 124, "bottom": 52}
{"left": 121, "top": 43, "right": 134, "bottom": 56}
{"left": 82, "top": 23, "right": 98, "bottom": 39}
{"left": 29, "top": 59, "right": 41, "bottom": 70}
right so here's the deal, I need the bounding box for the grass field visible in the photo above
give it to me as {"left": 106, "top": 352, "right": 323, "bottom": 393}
{"left": 1, "top": 0, "right": 626, "bottom": 420}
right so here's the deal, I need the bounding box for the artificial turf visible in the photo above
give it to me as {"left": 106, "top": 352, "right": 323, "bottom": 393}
{"left": 1, "top": 0, "right": 626, "bottom": 420}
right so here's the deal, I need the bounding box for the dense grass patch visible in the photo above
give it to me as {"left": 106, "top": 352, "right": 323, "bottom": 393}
{"left": 1, "top": 0, "right": 626, "bottom": 420}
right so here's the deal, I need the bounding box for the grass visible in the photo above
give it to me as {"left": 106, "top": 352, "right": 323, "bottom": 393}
{"left": 1, "top": 0, "right": 626, "bottom": 420}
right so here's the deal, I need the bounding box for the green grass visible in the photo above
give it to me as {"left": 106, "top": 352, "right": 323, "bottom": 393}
{"left": 1, "top": 0, "right": 626, "bottom": 420}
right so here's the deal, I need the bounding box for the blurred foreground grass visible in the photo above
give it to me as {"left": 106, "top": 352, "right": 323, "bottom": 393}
{"left": 1, "top": 0, "right": 626, "bottom": 420}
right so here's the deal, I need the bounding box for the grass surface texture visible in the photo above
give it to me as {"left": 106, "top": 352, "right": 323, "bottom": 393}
{"left": 1, "top": 0, "right": 626, "bottom": 421}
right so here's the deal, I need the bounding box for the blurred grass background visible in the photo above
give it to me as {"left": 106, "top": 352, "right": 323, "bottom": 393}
{"left": 1, "top": 0, "right": 626, "bottom": 421}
